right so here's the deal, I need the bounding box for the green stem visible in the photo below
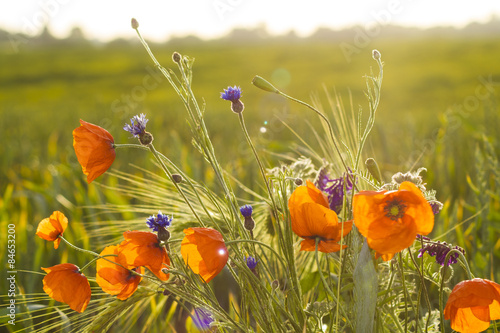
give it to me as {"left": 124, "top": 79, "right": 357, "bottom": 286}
{"left": 277, "top": 91, "right": 352, "bottom": 183}
{"left": 225, "top": 239, "right": 287, "bottom": 271}
{"left": 397, "top": 253, "right": 409, "bottom": 333}
{"left": 314, "top": 237, "right": 352, "bottom": 329}
{"left": 408, "top": 247, "right": 432, "bottom": 332}
{"left": 114, "top": 143, "right": 149, "bottom": 150}
{"left": 59, "top": 236, "right": 99, "bottom": 257}
{"left": 237, "top": 112, "right": 278, "bottom": 215}
{"left": 147, "top": 143, "right": 206, "bottom": 228}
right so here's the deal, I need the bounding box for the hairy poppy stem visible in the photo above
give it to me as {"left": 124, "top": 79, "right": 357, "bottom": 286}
{"left": 58, "top": 235, "right": 99, "bottom": 257}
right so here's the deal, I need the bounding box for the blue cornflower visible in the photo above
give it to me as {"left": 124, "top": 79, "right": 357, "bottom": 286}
{"left": 220, "top": 86, "right": 242, "bottom": 102}
{"left": 245, "top": 256, "right": 258, "bottom": 270}
{"left": 146, "top": 211, "right": 172, "bottom": 232}
{"left": 315, "top": 168, "right": 354, "bottom": 214}
{"left": 193, "top": 308, "right": 214, "bottom": 330}
{"left": 417, "top": 235, "right": 465, "bottom": 266}
{"left": 123, "top": 113, "right": 149, "bottom": 137}
{"left": 239, "top": 204, "right": 253, "bottom": 218}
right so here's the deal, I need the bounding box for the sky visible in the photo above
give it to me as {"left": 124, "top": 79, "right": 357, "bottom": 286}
{"left": 2, "top": 0, "right": 500, "bottom": 42}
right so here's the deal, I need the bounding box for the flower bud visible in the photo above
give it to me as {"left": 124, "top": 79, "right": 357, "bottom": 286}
{"left": 131, "top": 18, "right": 139, "bottom": 30}
{"left": 231, "top": 100, "right": 245, "bottom": 114}
{"left": 244, "top": 217, "right": 255, "bottom": 231}
{"left": 172, "top": 52, "right": 181, "bottom": 63}
{"left": 365, "top": 158, "right": 383, "bottom": 183}
{"left": 372, "top": 49, "right": 381, "bottom": 60}
{"left": 294, "top": 178, "right": 303, "bottom": 186}
{"left": 172, "top": 174, "right": 183, "bottom": 183}
{"left": 271, "top": 280, "right": 279, "bottom": 290}
{"left": 251, "top": 75, "right": 279, "bottom": 93}
{"left": 157, "top": 227, "right": 171, "bottom": 243}
{"left": 139, "top": 131, "right": 154, "bottom": 145}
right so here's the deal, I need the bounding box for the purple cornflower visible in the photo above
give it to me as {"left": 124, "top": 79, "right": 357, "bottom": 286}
{"left": 220, "top": 86, "right": 242, "bottom": 102}
{"left": 240, "top": 205, "right": 253, "bottom": 218}
{"left": 245, "top": 256, "right": 258, "bottom": 270}
{"left": 193, "top": 308, "right": 214, "bottom": 330}
{"left": 123, "top": 113, "right": 148, "bottom": 137}
{"left": 315, "top": 168, "right": 354, "bottom": 214}
{"left": 417, "top": 235, "right": 465, "bottom": 266}
{"left": 146, "top": 211, "right": 172, "bottom": 232}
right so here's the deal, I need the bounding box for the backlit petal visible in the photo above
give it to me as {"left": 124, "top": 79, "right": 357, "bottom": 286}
{"left": 73, "top": 120, "right": 115, "bottom": 183}
{"left": 41, "top": 263, "right": 91, "bottom": 313}
{"left": 181, "top": 228, "right": 228, "bottom": 283}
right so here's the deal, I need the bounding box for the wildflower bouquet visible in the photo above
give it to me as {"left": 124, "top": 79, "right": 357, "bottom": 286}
{"left": 7, "top": 19, "right": 500, "bottom": 333}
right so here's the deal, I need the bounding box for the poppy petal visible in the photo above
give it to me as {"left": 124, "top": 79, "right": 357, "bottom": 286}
{"left": 181, "top": 228, "right": 228, "bottom": 283}
{"left": 444, "top": 278, "right": 500, "bottom": 332}
{"left": 73, "top": 120, "right": 115, "bottom": 183}
{"left": 96, "top": 245, "right": 143, "bottom": 300}
{"left": 353, "top": 181, "right": 434, "bottom": 261}
{"left": 42, "top": 263, "right": 91, "bottom": 313}
{"left": 117, "top": 231, "right": 170, "bottom": 281}
{"left": 36, "top": 211, "right": 68, "bottom": 249}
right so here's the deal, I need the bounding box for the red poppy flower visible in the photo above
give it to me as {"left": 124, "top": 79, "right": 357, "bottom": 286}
{"left": 288, "top": 181, "right": 353, "bottom": 253}
{"left": 444, "top": 278, "right": 500, "bottom": 333}
{"left": 353, "top": 181, "right": 434, "bottom": 261}
{"left": 41, "top": 263, "right": 91, "bottom": 313}
{"left": 36, "top": 211, "right": 68, "bottom": 249}
{"left": 117, "top": 231, "right": 170, "bottom": 281}
{"left": 73, "top": 119, "right": 116, "bottom": 183}
{"left": 96, "top": 245, "right": 144, "bottom": 300}
{"left": 181, "top": 228, "right": 228, "bottom": 283}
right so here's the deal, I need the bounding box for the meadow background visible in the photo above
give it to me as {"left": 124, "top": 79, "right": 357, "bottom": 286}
{"left": 1, "top": 20, "right": 500, "bottom": 330}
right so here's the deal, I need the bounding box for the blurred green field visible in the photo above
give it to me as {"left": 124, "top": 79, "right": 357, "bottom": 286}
{"left": 1, "top": 34, "right": 500, "bottom": 330}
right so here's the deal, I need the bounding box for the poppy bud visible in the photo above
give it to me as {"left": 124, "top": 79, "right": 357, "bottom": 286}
{"left": 172, "top": 174, "right": 183, "bottom": 183}
{"left": 294, "top": 178, "right": 303, "bottom": 186}
{"left": 172, "top": 52, "right": 181, "bottom": 63}
{"left": 365, "top": 157, "right": 383, "bottom": 183}
{"left": 372, "top": 49, "right": 381, "bottom": 60}
{"left": 252, "top": 75, "right": 279, "bottom": 93}
{"left": 131, "top": 18, "right": 139, "bottom": 30}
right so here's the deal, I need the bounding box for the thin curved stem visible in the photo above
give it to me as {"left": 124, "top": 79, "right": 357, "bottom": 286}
{"left": 238, "top": 112, "right": 278, "bottom": 215}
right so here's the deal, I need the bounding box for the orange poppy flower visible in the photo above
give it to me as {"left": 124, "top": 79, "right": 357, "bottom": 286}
{"left": 73, "top": 119, "right": 116, "bottom": 183}
{"left": 288, "top": 181, "right": 353, "bottom": 253}
{"left": 117, "top": 231, "right": 170, "bottom": 281}
{"left": 353, "top": 181, "right": 434, "bottom": 261}
{"left": 41, "top": 263, "right": 91, "bottom": 313}
{"left": 444, "top": 278, "right": 500, "bottom": 333}
{"left": 36, "top": 211, "right": 68, "bottom": 249}
{"left": 96, "top": 245, "right": 144, "bottom": 300}
{"left": 181, "top": 228, "right": 228, "bottom": 283}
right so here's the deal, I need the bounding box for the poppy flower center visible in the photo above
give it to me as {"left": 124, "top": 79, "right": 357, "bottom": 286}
{"left": 384, "top": 199, "right": 407, "bottom": 221}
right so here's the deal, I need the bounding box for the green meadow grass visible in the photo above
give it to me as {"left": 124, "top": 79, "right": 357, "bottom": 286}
{"left": 1, "top": 35, "right": 499, "bottom": 331}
